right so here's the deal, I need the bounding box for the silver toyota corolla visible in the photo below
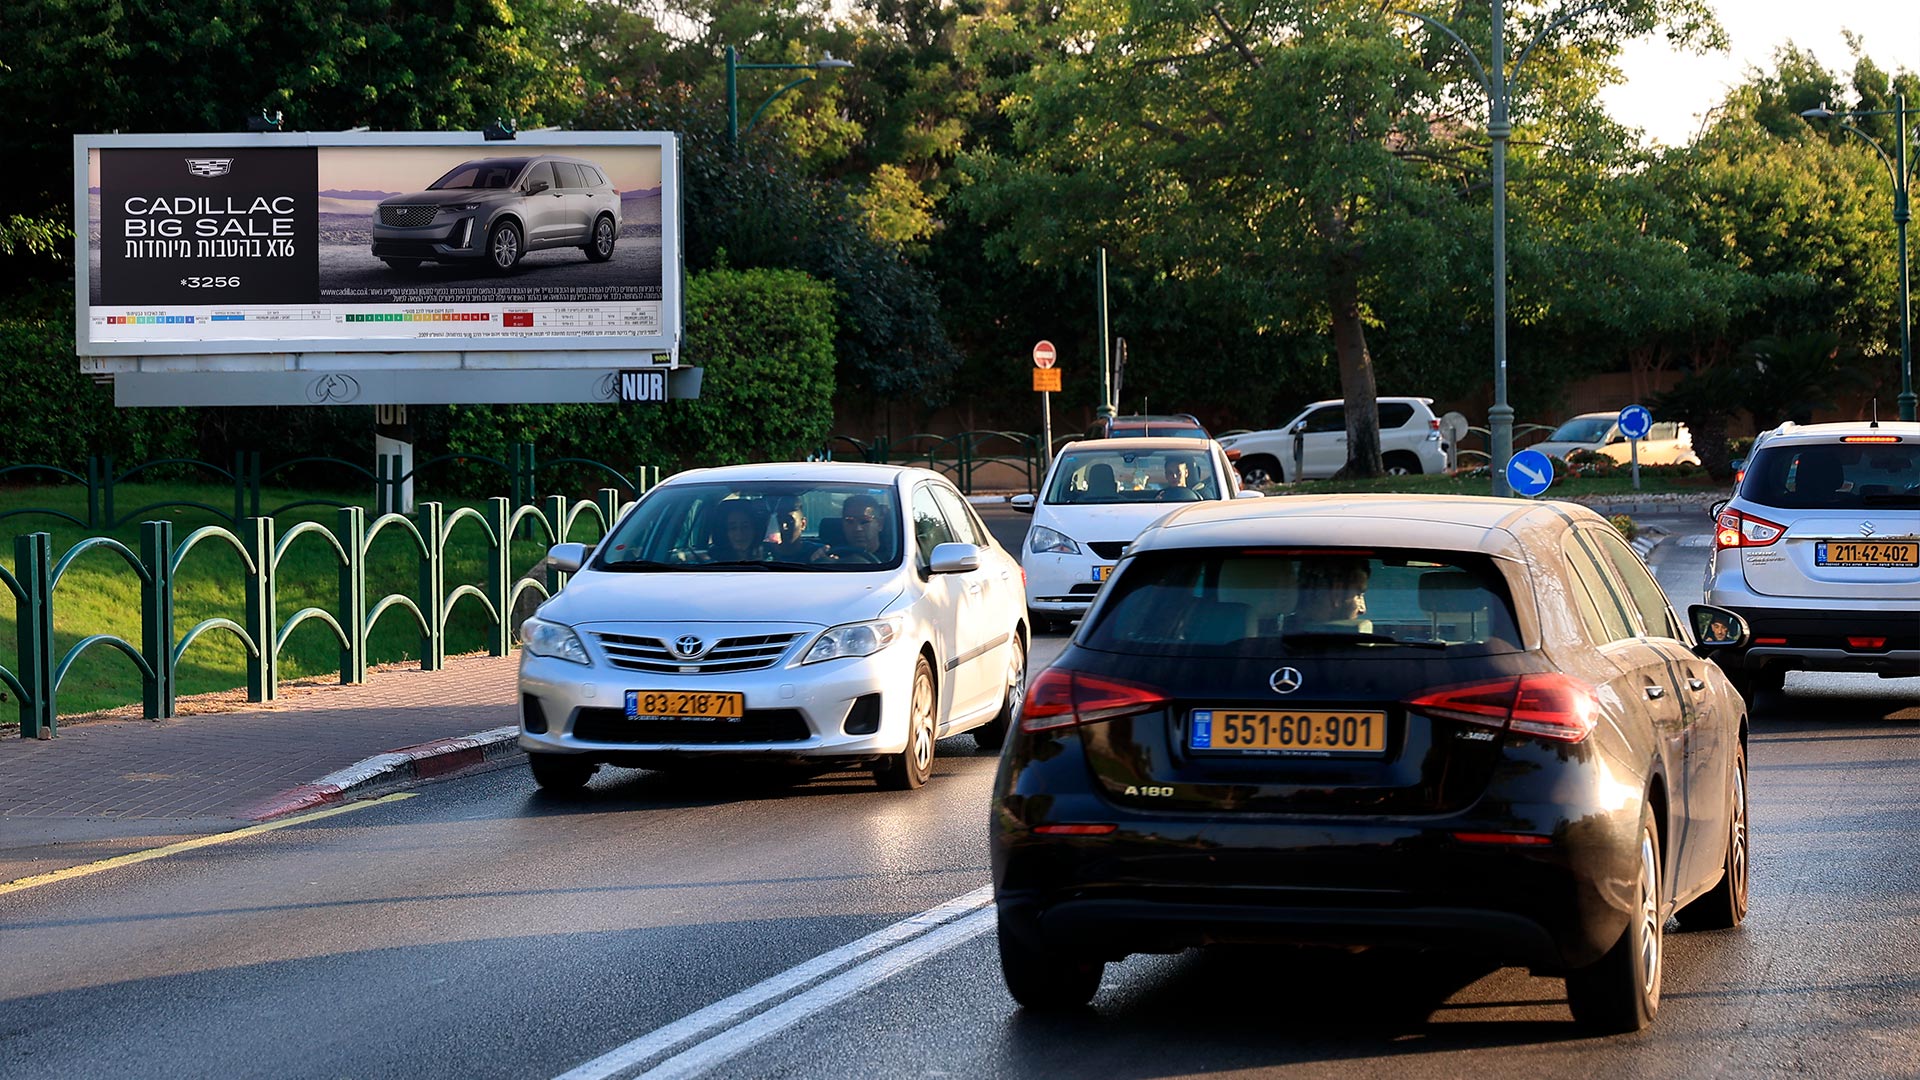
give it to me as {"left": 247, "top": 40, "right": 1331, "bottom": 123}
{"left": 517, "top": 463, "right": 1030, "bottom": 792}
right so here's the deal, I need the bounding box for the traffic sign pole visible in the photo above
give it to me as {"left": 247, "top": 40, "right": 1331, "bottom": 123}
{"left": 1033, "top": 340, "right": 1059, "bottom": 471}
{"left": 1617, "top": 404, "right": 1652, "bottom": 492}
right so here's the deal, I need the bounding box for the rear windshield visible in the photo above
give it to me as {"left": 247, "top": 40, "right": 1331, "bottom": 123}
{"left": 1740, "top": 441, "right": 1920, "bottom": 510}
{"left": 1081, "top": 549, "right": 1522, "bottom": 657}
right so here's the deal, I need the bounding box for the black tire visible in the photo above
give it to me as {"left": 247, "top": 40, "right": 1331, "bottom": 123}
{"left": 998, "top": 912, "right": 1103, "bottom": 1010}
{"left": 1566, "top": 803, "right": 1663, "bottom": 1033}
{"left": 974, "top": 632, "right": 1026, "bottom": 751}
{"left": 877, "top": 656, "right": 937, "bottom": 790}
{"left": 584, "top": 214, "right": 616, "bottom": 262}
{"left": 1238, "top": 454, "right": 1281, "bottom": 487}
{"left": 1677, "top": 741, "right": 1749, "bottom": 931}
{"left": 528, "top": 753, "right": 597, "bottom": 793}
{"left": 1383, "top": 451, "right": 1424, "bottom": 476}
{"left": 382, "top": 258, "right": 423, "bottom": 271}
{"left": 486, "top": 220, "right": 523, "bottom": 272}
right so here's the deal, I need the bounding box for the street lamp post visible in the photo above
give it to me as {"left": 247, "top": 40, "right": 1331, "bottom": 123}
{"left": 1803, "top": 95, "right": 1915, "bottom": 423}
{"left": 725, "top": 46, "right": 854, "bottom": 148}
{"left": 1394, "top": 0, "right": 1602, "bottom": 496}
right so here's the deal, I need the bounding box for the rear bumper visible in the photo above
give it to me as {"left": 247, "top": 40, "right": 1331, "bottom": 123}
{"left": 1718, "top": 604, "right": 1920, "bottom": 677}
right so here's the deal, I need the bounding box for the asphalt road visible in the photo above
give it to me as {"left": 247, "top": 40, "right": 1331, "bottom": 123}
{"left": 2, "top": 509, "right": 1915, "bottom": 1079}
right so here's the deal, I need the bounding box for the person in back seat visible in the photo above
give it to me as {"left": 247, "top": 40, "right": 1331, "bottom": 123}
{"left": 1289, "top": 558, "right": 1374, "bottom": 634}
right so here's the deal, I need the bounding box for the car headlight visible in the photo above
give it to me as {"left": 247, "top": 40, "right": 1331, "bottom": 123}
{"left": 803, "top": 617, "right": 903, "bottom": 664}
{"left": 1029, "top": 525, "right": 1081, "bottom": 555}
{"left": 520, "top": 617, "right": 590, "bottom": 665}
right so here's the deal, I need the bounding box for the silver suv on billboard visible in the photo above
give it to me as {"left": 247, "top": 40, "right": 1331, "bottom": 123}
{"left": 371, "top": 156, "right": 621, "bottom": 272}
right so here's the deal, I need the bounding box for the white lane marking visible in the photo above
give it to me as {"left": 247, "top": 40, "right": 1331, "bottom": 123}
{"left": 637, "top": 906, "right": 996, "bottom": 1080}
{"left": 554, "top": 885, "right": 993, "bottom": 1080}
{"left": 1679, "top": 534, "right": 1712, "bottom": 548}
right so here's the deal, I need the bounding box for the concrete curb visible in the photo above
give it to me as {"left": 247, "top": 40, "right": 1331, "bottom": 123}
{"left": 1630, "top": 527, "right": 1666, "bottom": 560}
{"left": 241, "top": 725, "right": 523, "bottom": 821}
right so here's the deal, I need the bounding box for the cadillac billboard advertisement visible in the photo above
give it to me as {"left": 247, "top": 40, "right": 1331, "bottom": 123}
{"left": 75, "top": 132, "right": 680, "bottom": 357}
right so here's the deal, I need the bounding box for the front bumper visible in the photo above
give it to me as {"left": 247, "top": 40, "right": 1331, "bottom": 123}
{"left": 1024, "top": 551, "right": 1113, "bottom": 615}
{"left": 517, "top": 634, "right": 923, "bottom": 762}
{"left": 371, "top": 215, "right": 482, "bottom": 260}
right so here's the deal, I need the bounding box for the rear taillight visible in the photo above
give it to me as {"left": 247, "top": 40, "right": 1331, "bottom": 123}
{"left": 1019, "top": 669, "right": 1169, "bottom": 732}
{"left": 1407, "top": 673, "right": 1598, "bottom": 744}
{"left": 1714, "top": 507, "right": 1785, "bottom": 551}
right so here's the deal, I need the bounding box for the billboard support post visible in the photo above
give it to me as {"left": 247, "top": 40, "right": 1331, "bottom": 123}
{"left": 374, "top": 404, "right": 414, "bottom": 514}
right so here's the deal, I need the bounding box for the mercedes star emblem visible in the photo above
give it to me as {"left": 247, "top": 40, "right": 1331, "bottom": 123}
{"left": 673, "top": 635, "right": 704, "bottom": 658}
{"left": 1269, "top": 667, "right": 1304, "bottom": 695}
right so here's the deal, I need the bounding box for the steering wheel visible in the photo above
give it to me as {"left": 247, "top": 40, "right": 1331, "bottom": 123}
{"left": 833, "top": 549, "right": 879, "bottom": 564}
{"left": 1156, "top": 486, "right": 1203, "bottom": 502}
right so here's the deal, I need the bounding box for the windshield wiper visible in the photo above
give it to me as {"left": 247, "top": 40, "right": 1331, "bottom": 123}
{"left": 593, "top": 559, "right": 681, "bottom": 572}
{"left": 1280, "top": 631, "right": 1450, "bottom": 650}
{"left": 699, "top": 560, "right": 777, "bottom": 569}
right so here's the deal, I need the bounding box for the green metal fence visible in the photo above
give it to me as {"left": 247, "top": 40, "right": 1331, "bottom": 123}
{"left": 5, "top": 488, "right": 650, "bottom": 740}
{"left": 813, "top": 430, "right": 1047, "bottom": 492}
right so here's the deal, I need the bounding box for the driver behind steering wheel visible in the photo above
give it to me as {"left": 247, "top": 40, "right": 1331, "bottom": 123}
{"left": 829, "top": 494, "right": 890, "bottom": 562}
{"left": 1156, "top": 453, "right": 1210, "bottom": 500}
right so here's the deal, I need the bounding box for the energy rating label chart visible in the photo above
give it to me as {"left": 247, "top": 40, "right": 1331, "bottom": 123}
{"left": 85, "top": 303, "right": 661, "bottom": 343}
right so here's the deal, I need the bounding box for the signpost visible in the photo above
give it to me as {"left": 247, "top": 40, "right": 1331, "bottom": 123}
{"left": 1506, "top": 447, "right": 1555, "bottom": 499}
{"left": 1617, "top": 404, "right": 1652, "bottom": 491}
{"left": 1033, "top": 340, "right": 1057, "bottom": 465}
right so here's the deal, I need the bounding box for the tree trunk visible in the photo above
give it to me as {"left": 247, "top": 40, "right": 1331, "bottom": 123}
{"left": 1329, "top": 265, "right": 1383, "bottom": 479}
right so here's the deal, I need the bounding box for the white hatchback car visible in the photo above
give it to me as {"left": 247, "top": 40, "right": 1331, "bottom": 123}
{"left": 1217, "top": 397, "right": 1450, "bottom": 485}
{"left": 1019, "top": 438, "right": 1251, "bottom": 630}
{"left": 517, "top": 463, "right": 1029, "bottom": 792}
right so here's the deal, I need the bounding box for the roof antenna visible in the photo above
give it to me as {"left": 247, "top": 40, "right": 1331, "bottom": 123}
{"left": 1870, "top": 399, "right": 1879, "bottom": 428}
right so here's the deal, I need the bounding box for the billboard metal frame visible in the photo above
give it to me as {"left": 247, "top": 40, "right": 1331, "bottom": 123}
{"left": 73, "top": 130, "right": 689, "bottom": 406}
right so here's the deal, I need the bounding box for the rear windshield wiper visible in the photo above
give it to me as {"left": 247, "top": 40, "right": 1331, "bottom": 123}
{"left": 1280, "top": 631, "right": 1450, "bottom": 650}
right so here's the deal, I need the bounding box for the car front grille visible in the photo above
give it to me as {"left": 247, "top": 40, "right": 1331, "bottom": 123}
{"left": 1087, "top": 541, "right": 1129, "bottom": 560}
{"left": 594, "top": 632, "right": 804, "bottom": 674}
{"left": 379, "top": 205, "right": 439, "bottom": 227}
{"left": 570, "top": 707, "right": 810, "bottom": 744}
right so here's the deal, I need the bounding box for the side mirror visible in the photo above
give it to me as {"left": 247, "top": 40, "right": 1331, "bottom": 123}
{"left": 1010, "top": 493, "right": 1036, "bottom": 514}
{"left": 1709, "top": 498, "right": 1729, "bottom": 520}
{"left": 527, "top": 180, "right": 551, "bottom": 195}
{"left": 928, "top": 542, "right": 981, "bottom": 575}
{"left": 1608, "top": 433, "right": 1628, "bottom": 445}
{"left": 1688, "top": 604, "right": 1749, "bottom": 654}
{"left": 1235, "top": 490, "right": 1265, "bottom": 499}
{"left": 548, "top": 542, "right": 587, "bottom": 574}
{"left": 1289, "top": 422, "right": 1307, "bottom": 436}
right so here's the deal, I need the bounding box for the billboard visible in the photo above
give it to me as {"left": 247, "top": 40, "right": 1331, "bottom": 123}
{"left": 74, "top": 132, "right": 682, "bottom": 380}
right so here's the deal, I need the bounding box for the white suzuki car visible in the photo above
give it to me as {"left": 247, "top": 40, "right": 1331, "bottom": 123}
{"left": 1018, "top": 438, "right": 1252, "bottom": 631}
{"left": 517, "top": 463, "right": 1029, "bottom": 792}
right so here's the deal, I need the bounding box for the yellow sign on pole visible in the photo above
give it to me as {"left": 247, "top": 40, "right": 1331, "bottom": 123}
{"left": 1033, "top": 368, "right": 1062, "bottom": 393}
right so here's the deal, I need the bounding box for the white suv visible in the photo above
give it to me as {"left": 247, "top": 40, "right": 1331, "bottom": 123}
{"left": 1218, "top": 397, "right": 1449, "bottom": 485}
{"left": 1703, "top": 420, "right": 1920, "bottom": 699}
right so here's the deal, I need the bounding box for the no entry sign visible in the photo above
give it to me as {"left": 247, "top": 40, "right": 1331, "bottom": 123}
{"left": 1032, "top": 340, "right": 1056, "bottom": 369}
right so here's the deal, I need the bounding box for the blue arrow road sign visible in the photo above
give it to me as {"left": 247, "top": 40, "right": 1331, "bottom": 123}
{"left": 1618, "top": 403, "right": 1652, "bottom": 441}
{"left": 1507, "top": 448, "right": 1555, "bottom": 498}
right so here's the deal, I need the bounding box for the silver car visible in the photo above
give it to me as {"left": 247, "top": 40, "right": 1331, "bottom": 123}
{"left": 1704, "top": 420, "right": 1920, "bottom": 698}
{"left": 517, "top": 463, "right": 1030, "bottom": 792}
{"left": 372, "top": 155, "right": 621, "bottom": 272}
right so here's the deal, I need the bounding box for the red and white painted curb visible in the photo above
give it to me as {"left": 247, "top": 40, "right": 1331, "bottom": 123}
{"left": 242, "top": 725, "right": 522, "bottom": 821}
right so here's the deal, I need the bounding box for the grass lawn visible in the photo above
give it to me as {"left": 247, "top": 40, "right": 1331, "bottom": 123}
{"left": 0, "top": 481, "right": 604, "bottom": 719}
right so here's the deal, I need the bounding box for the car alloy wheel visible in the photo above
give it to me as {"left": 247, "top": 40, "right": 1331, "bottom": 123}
{"left": 878, "top": 656, "right": 936, "bottom": 790}
{"left": 1566, "top": 804, "right": 1662, "bottom": 1032}
{"left": 586, "top": 216, "right": 616, "bottom": 261}
{"left": 488, "top": 221, "right": 522, "bottom": 272}
{"left": 1678, "top": 742, "right": 1749, "bottom": 930}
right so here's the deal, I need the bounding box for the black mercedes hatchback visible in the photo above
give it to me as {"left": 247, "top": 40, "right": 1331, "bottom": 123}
{"left": 992, "top": 495, "right": 1754, "bottom": 1033}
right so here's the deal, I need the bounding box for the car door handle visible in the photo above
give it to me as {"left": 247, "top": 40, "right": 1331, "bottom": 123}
{"left": 1687, "top": 678, "right": 1706, "bottom": 692}
{"left": 1644, "top": 685, "right": 1665, "bottom": 700}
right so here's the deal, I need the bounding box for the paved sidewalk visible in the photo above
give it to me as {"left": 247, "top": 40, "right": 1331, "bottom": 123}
{"left": 0, "top": 653, "right": 523, "bottom": 875}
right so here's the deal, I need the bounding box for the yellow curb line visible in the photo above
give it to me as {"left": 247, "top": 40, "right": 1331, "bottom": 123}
{"left": 0, "top": 792, "right": 417, "bottom": 897}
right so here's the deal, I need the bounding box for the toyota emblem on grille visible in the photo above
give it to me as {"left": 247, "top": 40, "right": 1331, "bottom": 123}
{"left": 673, "top": 635, "right": 704, "bottom": 658}
{"left": 1269, "top": 667, "right": 1304, "bottom": 695}
{"left": 1860, "top": 521, "right": 1877, "bottom": 538}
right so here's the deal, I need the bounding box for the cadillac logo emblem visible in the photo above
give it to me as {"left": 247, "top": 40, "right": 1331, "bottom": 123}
{"left": 673, "top": 635, "right": 704, "bottom": 658}
{"left": 185, "top": 158, "right": 234, "bottom": 178}
{"left": 1269, "top": 667, "right": 1304, "bottom": 695}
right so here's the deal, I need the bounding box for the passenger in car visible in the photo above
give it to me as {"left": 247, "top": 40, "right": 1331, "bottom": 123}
{"left": 702, "top": 501, "right": 773, "bottom": 563}
{"left": 770, "top": 496, "right": 830, "bottom": 562}
{"left": 1289, "top": 558, "right": 1374, "bottom": 634}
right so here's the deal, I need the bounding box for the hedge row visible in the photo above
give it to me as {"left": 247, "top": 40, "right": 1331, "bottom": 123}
{"left": 0, "top": 267, "right": 838, "bottom": 491}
